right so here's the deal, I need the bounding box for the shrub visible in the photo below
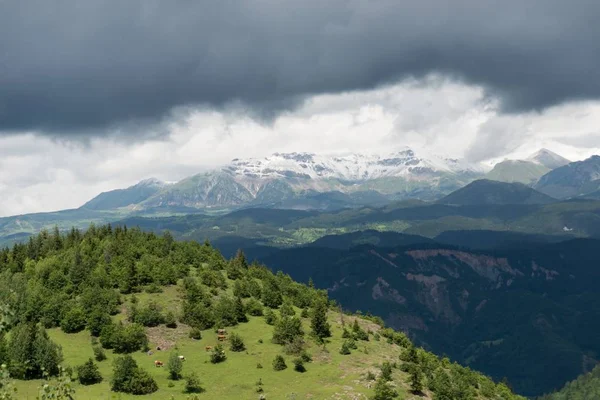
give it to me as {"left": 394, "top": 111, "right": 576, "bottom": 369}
{"left": 264, "top": 309, "right": 277, "bottom": 325}
{"left": 61, "top": 307, "right": 87, "bottom": 333}
{"left": 77, "top": 358, "right": 102, "bottom": 385}
{"left": 372, "top": 377, "right": 398, "bottom": 400}
{"left": 189, "top": 327, "right": 202, "bottom": 340}
{"left": 184, "top": 372, "right": 203, "bottom": 393}
{"left": 87, "top": 308, "right": 112, "bottom": 337}
{"left": 229, "top": 333, "right": 246, "bottom": 352}
{"left": 210, "top": 344, "right": 227, "bottom": 364}
{"left": 293, "top": 358, "right": 306, "bottom": 372}
{"left": 145, "top": 283, "right": 162, "bottom": 293}
{"left": 380, "top": 361, "right": 393, "bottom": 382}
{"left": 339, "top": 341, "right": 351, "bottom": 355}
{"left": 111, "top": 355, "right": 158, "bottom": 395}
{"left": 256, "top": 363, "right": 263, "bottom": 369}
{"left": 300, "top": 351, "right": 312, "bottom": 363}
{"left": 352, "top": 319, "right": 369, "bottom": 341}
{"left": 168, "top": 352, "right": 183, "bottom": 380}
{"left": 300, "top": 308, "right": 309, "bottom": 318}
{"left": 284, "top": 336, "right": 306, "bottom": 355}
{"left": 245, "top": 298, "right": 264, "bottom": 316}
{"left": 164, "top": 311, "right": 177, "bottom": 329}
{"left": 272, "top": 316, "right": 304, "bottom": 345}
{"left": 272, "top": 355, "right": 287, "bottom": 371}
{"left": 279, "top": 302, "right": 295, "bottom": 317}
{"left": 93, "top": 346, "right": 106, "bottom": 362}
{"left": 134, "top": 301, "right": 164, "bottom": 327}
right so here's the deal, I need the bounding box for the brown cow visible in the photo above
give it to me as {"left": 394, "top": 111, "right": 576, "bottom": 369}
{"left": 217, "top": 334, "right": 227, "bottom": 341}
{"left": 154, "top": 360, "right": 164, "bottom": 367}
{"left": 217, "top": 329, "right": 227, "bottom": 335}
{"left": 205, "top": 346, "right": 213, "bottom": 352}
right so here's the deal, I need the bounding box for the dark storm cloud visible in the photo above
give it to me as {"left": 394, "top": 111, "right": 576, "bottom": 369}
{"left": 1, "top": 0, "right": 599, "bottom": 134}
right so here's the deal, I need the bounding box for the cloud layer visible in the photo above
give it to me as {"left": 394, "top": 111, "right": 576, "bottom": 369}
{"left": 2, "top": 0, "right": 600, "bottom": 133}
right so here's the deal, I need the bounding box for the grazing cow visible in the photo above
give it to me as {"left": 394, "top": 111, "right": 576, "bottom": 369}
{"left": 178, "top": 355, "right": 186, "bottom": 361}
{"left": 217, "top": 329, "right": 226, "bottom": 335}
{"left": 205, "top": 346, "right": 213, "bottom": 352}
{"left": 154, "top": 360, "right": 164, "bottom": 367}
{"left": 217, "top": 334, "right": 227, "bottom": 341}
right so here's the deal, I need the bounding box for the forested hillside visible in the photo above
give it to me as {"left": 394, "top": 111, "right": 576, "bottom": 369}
{"left": 538, "top": 365, "right": 600, "bottom": 400}
{"left": 0, "top": 225, "right": 525, "bottom": 399}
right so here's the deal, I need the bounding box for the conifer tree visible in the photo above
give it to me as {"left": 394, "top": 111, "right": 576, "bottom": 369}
{"left": 310, "top": 297, "right": 331, "bottom": 341}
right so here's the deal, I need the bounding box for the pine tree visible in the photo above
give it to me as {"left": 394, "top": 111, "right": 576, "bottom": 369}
{"left": 310, "top": 297, "right": 331, "bottom": 341}
{"left": 234, "top": 296, "right": 248, "bottom": 323}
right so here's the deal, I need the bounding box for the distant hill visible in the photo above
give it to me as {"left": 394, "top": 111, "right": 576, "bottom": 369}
{"left": 81, "top": 178, "right": 168, "bottom": 210}
{"left": 486, "top": 160, "right": 550, "bottom": 184}
{"left": 485, "top": 149, "right": 570, "bottom": 185}
{"left": 534, "top": 155, "right": 600, "bottom": 199}
{"left": 439, "top": 179, "right": 556, "bottom": 205}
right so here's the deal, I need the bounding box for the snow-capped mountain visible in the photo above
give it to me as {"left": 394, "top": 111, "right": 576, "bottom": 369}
{"left": 526, "top": 149, "right": 571, "bottom": 170}
{"left": 224, "top": 148, "right": 484, "bottom": 181}
{"left": 81, "top": 148, "right": 491, "bottom": 211}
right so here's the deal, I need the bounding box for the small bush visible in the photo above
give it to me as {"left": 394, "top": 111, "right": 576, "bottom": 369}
{"left": 145, "top": 283, "right": 162, "bottom": 293}
{"left": 292, "top": 358, "right": 306, "bottom": 372}
{"left": 272, "top": 355, "right": 287, "bottom": 371}
{"left": 77, "top": 358, "right": 102, "bottom": 385}
{"left": 264, "top": 309, "right": 277, "bottom": 325}
{"left": 229, "top": 333, "right": 246, "bottom": 352}
{"left": 134, "top": 302, "right": 165, "bottom": 327}
{"left": 61, "top": 307, "right": 87, "bottom": 333}
{"left": 300, "top": 308, "right": 309, "bottom": 318}
{"left": 189, "top": 327, "right": 202, "bottom": 340}
{"left": 210, "top": 344, "right": 227, "bottom": 364}
{"left": 93, "top": 346, "right": 106, "bottom": 362}
{"left": 184, "top": 372, "right": 203, "bottom": 393}
{"left": 164, "top": 311, "right": 177, "bottom": 329}
{"left": 245, "top": 298, "right": 264, "bottom": 316}
{"left": 256, "top": 363, "right": 263, "bottom": 369}
{"left": 339, "top": 341, "right": 351, "bottom": 355}
{"left": 300, "top": 351, "right": 312, "bottom": 363}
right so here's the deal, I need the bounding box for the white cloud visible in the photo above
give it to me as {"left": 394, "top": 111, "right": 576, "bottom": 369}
{"left": 1, "top": 77, "right": 599, "bottom": 217}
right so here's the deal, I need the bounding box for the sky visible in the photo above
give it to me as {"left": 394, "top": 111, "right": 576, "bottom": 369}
{"left": 1, "top": 1, "right": 600, "bottom": 216}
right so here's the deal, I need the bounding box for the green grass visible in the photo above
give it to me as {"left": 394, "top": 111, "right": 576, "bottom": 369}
{"left": 13, "top": 286, "right": 411, "bottom": 400}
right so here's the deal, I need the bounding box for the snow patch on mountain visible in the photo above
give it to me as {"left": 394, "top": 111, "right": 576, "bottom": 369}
{"left": 223, "top": 148, "right": 485, "bottom": 181}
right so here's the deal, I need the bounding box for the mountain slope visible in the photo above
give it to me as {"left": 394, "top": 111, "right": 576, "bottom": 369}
{"left": 538, "top": 365, "right": 600, "bottom": 400}
{"left": 534, "top": 155, "right": 600, "bottom": 199}
{"left": 439, "top": 179, "right": 556, "bottom": 205}
{"left": 81, "top": 178, "right": 168, "bottom": 210}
